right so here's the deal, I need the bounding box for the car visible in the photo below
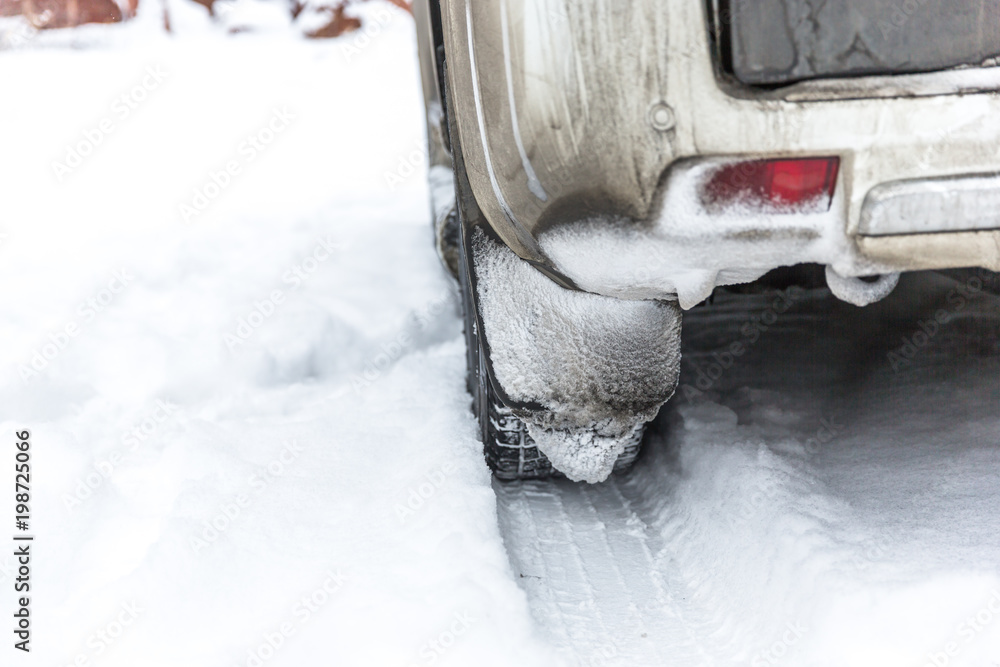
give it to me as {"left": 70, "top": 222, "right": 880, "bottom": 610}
{"left": 411, "top": 0, "right": 1000, "bottom": 483}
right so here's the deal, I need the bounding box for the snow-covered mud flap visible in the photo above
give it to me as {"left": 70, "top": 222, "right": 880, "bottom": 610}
{"left": 459, "top": 223, "right": 683, "bottom": 483}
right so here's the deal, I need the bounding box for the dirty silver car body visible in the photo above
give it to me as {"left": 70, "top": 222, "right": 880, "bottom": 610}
{"left": 413, "top": 0, "right": 1000, "bottom": 480}
{"left": 419, "top": 0, "right": 1000, "bottom": 306}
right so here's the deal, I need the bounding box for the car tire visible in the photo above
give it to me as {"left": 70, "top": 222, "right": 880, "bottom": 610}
{"left": 457, "top": 221, "right": 644, "bottom": 481}
{"left": 439, "top": 58, "right": 645, "bottom": 481}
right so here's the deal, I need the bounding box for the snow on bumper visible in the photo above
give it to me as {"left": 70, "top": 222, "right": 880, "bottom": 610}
{"left": 538, "top": 160, "right": 1000, "bottom": 309}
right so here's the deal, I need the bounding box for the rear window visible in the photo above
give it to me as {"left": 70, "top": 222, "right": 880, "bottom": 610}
{"left": 717, "top": 0, "right": 1000, "bottom": 86}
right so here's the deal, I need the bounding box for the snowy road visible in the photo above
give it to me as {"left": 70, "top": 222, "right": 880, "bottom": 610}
{"left": 498, "top": 277, "right": 1000, "bottom": 666}
{"left": 1, "top": 4, "right": 998, "bottom": 666}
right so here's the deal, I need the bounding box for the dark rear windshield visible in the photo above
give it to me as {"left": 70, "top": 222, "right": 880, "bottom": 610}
{"left": 718, "top": 0, "right": 1000, "bottom": 86}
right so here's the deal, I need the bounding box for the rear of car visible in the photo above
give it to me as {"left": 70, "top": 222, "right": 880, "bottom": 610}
{"left": 414, "top": 0, "right": 1000, "bottom": 481}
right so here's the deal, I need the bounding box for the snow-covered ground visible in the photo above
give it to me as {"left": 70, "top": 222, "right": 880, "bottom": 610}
{"left": 499, "top": 277, "right": 1000, "bottom": 666}
{"left": 1, "top": 4, "right": 998, "bottom": 667}
{"left": 1, "top": 5, "right": 552, "bottom": 666}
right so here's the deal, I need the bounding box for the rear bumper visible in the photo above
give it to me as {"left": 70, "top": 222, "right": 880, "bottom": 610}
{"left": 536, "top": 159, "right": 1000, "bottom": 307}
{"left": 860, "top": 173, "right": 1000, "bottom": 236}
{"left": 438, "top": 0, "right": 1000, "bottom": 304}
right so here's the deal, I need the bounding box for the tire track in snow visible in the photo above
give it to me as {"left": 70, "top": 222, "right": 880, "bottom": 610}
{"left": 601, "top": 478, "right": 719, "bottom": 666}
{"left": 492, "top": 278, "right": 1000, "bottom": 665}
{"left": 496, "top": 461, "right": 728, "bottom": 666}
{"left": 495, "top": 481, "right": 619, "bottom": 663}
{"left": 496, "top": 398, "right": 883, "bottom": 665}
{"left": 581, "top": 479, "right": 715, "bottom": 666}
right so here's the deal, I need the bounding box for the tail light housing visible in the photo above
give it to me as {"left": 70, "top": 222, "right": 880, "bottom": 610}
{"left": 701, "top": 157, "right": 840, "bottom": 214}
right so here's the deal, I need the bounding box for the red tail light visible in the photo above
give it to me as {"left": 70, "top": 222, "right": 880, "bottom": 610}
{"left": 701, "top": 157, "right": 840, "bottom": 213}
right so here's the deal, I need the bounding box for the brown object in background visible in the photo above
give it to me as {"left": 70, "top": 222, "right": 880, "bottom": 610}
{"left": 0, "top": 0, "right": 137, "bottom": 28}
{"left": 304, "top": 0, "right": 410, "bottom": 39}
{"left": 0, "top": 0, "right": 24, "bottom": 16}
{"left": 305, "top": 3, "right": 359, "bottom": 38}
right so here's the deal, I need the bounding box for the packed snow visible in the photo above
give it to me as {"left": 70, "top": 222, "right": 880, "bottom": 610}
{"left": 0, "top": 6, "right": 553, "bottom": 667}
{"left": 472, "top": 227, "right": 681, "bottom": 483}
{"left": 499, "top": 274, "right": 1000, "bottom": 666}
{"left": 0, "top": 4, "right": 998, "bottom": 667}
{"left": 824, "top": 264, "right": 901, "bottom": 306}
{"left": 536, "top": 159, "right": 896, "bottom": 309}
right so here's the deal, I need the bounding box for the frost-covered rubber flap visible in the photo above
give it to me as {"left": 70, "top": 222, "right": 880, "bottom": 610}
{"left": 471, "top": 227, "right": 683, "bottom": 483}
